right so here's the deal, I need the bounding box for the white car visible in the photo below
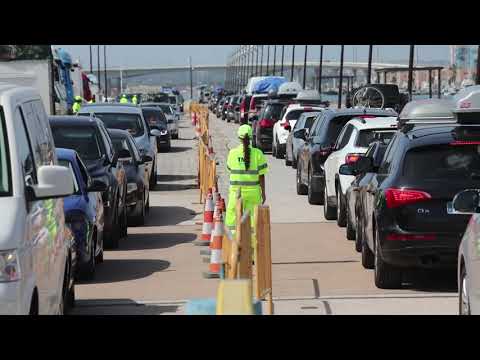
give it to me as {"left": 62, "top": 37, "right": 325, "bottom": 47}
{"left": 272, "top": 104, "right": 325, "bottom": 158}
{"left": 323, "top": 116, "right": 398, "bottom": 227}
{"left": 0, "top": 83, "right": 75, "bottom": 314}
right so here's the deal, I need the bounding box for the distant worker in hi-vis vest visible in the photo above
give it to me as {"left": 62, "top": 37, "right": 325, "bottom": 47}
{"left": 225, "top": 124, "right": 268, "bottom": 250}
{"left": 132, "top": 95, "right": 138, "bottom": 104}
{"left": 72, "top": 96, "right": 82, "bottom": 114}
{"left": 120, "top": 94, "right": 129, "bottom": 103}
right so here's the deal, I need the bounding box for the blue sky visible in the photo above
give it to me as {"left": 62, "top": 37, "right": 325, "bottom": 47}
{"left": 57, "top": 45, "right": 451, "bottom": 69}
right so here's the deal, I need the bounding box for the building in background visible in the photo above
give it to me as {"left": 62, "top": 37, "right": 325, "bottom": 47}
{"left": 450, "top": 45, "right": 478, "bottom": 85}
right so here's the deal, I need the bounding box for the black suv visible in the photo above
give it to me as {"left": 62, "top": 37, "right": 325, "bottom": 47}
{"left": 352, "top": 123, "right": 480, "bottom": 289}
{"left": 296, "top": 108, "right": 397, "bottom": 206}
{"left": 49, "top": 116, "right": 128, "bottom": 249}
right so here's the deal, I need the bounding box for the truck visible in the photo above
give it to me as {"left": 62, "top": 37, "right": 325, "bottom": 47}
{"left": 0, "top": 45, "right": 75, "bottom": 115}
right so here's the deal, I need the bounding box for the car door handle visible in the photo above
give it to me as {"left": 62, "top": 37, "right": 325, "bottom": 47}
{"left": 367, "top": 189, "right": 375, "bottom": 194}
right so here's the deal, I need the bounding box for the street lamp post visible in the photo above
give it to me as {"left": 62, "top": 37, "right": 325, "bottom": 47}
{"left": 260, "top": 45, "right": 264, "bottom": 77}
{"left": 89, "top": 45, "right": 93, "bottom": 74}
{"left": 476, "top": 45, "right": 480, "bottom": 85}
{"left": 281, "top": 45, "right": 285, "bottom": 76}
{"left": 255, "top": 45, "right": 259, "bottom": 76}
{"left": 290, "top": 45, "right": 295, "bottom": 81}
{"left": 367, "top": 45, "right": 373, "bottom": 84}
{"left": 266, "top": 45, "right": 270, "bottom": 76}
{"left": 303, "top": 45, "right": 308, "bottom": 89}
{"left": 189, "top": 56, "right": 193, "bottom": 99}
{"left": 273, "top": 45, "right": 277, "bottom": 75}
{"left": 338, "top": 45, "right": 345, "bottom": 109}
{"left": 407, "top": 45, "right": 415, "bottom": 100}
{"left": 97, "top": 45, "right": 101, "bottom": 95}
{"left": 104, "top": 45, "right": 108, "bottom": 100}
{"left": 318, "top": 45, "right": 323, "bottom": 94}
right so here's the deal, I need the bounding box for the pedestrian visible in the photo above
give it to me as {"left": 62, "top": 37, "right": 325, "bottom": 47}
{"left": 120, "top": 94, "right": 129, "bottom": 103}
{"left": 225, "top": 124, "right": 268, "bottom": 253}
{"left": 132, "top": 94, "right": 138, "bottom": 104}
{"left": 72, "top": 95, "right": 82, "bottom": 114}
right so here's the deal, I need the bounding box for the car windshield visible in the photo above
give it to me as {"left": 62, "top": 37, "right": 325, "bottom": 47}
{"left": 403, "top": 144, "right": 480, "bottom": 181}
{"left": 58, "top": 159, "right": 80, "bottom": 194}
{"left": 0, "top": 109, "right": 10, "bottom": 196}
{"left": 263, "top": 103, "right": 285, "bottom": 121}
{"left": 355, "top": 129, "right": 396, "bottom": 147}
{"left": 94, "top": 113, "right": 145, "bottom": 137}
{"left": 156, "top": 105, "right": 173, "bottom": 115}
{"left": 111, "top": 138, "right": 130, "bottom": 153}
{"left": 286, "top": 109, "right": 318, "bottom": 121}
{"left": 142, "top": 110, "right": 167, "bottom": 129}
{"left": 52, "top": 126, "right": 104, "bottom": 161}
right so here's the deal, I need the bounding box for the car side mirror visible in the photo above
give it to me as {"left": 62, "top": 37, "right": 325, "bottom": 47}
{"left": 450, "top": 189, "right": 480, "bottom": 214}
{"left": 339, "top": 164, "right": 356, "bottom": 176}
{"left": 142, "top": 154, "right": 153, "bottom": 163}
{"left": 294, "top": 128, "right": 307, "bottom": 140}
{"left": 27, "top": 165, "right": 74, "bottom": 200}
{"left": 150, "top": 129, "right": 162, "bottom": 137}
{"left": 353, "top": 156, "right": 374, "bottom": 174}
{"left": 87, "top": 179, "right": 108, "bottom": 192}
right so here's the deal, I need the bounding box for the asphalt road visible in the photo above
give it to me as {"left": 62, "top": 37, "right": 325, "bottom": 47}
{"left": 71, "top": 110, "right": 459, "bottom": 315}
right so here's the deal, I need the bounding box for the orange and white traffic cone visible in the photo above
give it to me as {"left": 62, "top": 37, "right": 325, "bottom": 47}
{"left": 203, "top": 210, "right": 224, "bottom": 279}
{"left": 194, "top": 189, "right": 214, "bottom": 246}
{"left": 200, "top": 196, "right": 222, "bottom": 256}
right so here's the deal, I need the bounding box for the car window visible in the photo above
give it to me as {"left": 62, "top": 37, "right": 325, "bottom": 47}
{"left": 58, "top": 159, "right": 80, "bottom": 194}
{"left": 13, "top": 107, "right": 36, "bottom": 186}
{"left": 286, "top": 109, "right": 315, "bottom": 121}
{"left": 336, "top": 124, "right": 354, "bottom": 150}
{"left": 325, "top": 116, "right": 356, "bottom": 144}
{"left": 0, "top": 107, "right": 11, "bottom": 195}
{"left": 127, "top": 136, "right": 142, "bottom": 163}
{"left": 52, "top": 126, "right": 104, "bottom": 161}
{"left": 93, "top": 113, "right": 145, "bottom": 137}
{"left": 293, "top": 115, "right": 305, "bottom": 131}
{"left": 378, "top": 134, "right": 399, "bottom": 174}
{"left": 76, "top": 154, "right": 90, "bottom": 186}
{"left": 264, "top": 103, "right": 284, "bottom": 121}
{"left": 309, "top": 114, "right": 324, "bottom": 137}
{"left": 97, "top": 123, "right": 114, "bottom": 159}
{"left": 403, "top": 144, "right": 480, "bottom": 181}
{"left": 21, "top": 101, "right": 50, "bottom": 170}
{"left": 355, "top": 129, "right": 396, "bottom": 148}
{"left": 305, "top": 116, "right": 316, "bottom": 130}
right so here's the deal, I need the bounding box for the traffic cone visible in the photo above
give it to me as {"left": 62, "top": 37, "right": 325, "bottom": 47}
{"left": 193, "top": 189, "right": 214, "bottom": 246}
{"left": 203, "top": 211, "right": 224, "bottom": 279}
{"left": 200, "top": 193, "right": 222, "bottom": 263}
{"left": 191, "top": 112, "right": 197, "bottom": 126}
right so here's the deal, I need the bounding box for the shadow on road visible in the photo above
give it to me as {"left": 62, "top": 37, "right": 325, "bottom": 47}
{"left": 168, "top": 146, "right": 191, "bottom": 153}
{"left": 273, "top": 260, "right": 358, "bottom": 265}
{"left": 118, "top": 232, "right": 197, "bottom": 251}
{"left": 155, "top": 183, "right": 198, "bottom": 192}
{"left": 78, "top": 259, "right": 171, "bottom": 284}
{"left": 71, "top": 299, "right": 180, "bottom": 315}
{"left": 157, "top": 174, "right": 197, "bottom": 182}
{"left": 144, "top": 206, "right": 197, "bottom": 226}
{"left": 402, "top": 269, "right": 458, "bottom": 293}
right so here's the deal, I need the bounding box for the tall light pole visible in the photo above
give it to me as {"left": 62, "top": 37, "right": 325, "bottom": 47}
{"left": 266, "top": 45, "right": 270, "bottom": 76}
{"left": 260, "top": 45, "right": 264, "bottom": 76}
{"left": 255, "top": 45, "right": 259, "bottom": 76}
{"left": 89, "top": 45, "right": 93, "bottom": 73}
{"left": 367, "top": 45, "right": 373, "bottom": 84}
{"left": 408, "top": 45, "right": 415, "bottom": 100}
{"left": 303, "top": 45, "right": 308, "bottom": 89}
{"left": 281, "top": 45, "right": 285, "bottom": 76}
{"left": 189, "top": 56, "right": 193, "bottom": 99}
{"left": 338, "top": 45, "right": 345, "bottom": 109}
{"left": 97, "top": 45, "right": 101, "bottom": 95}
{"left": 318, "top": 45, "right": 323, "bottom": 94}
{"left": 290, "top": 45, "right": 296, "bottom": 81}
{"left": 104, "top": 45, "right": 108, "bottom": 100}
{"left": 476, "top": 45, "right": 480, "bottom": 85}
{"left": 273, "top": 45, "right": 277, "bottom": 75}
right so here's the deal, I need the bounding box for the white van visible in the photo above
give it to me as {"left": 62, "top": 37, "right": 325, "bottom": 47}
{"left": 0, "top": 83, "right": 75, "bottom": 315}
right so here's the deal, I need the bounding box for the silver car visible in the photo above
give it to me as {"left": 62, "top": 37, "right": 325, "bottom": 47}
{"left": 78, "top": 103, "right": 160, "bottom": 188}
{"left": 451, "top": 189, "right": 480, "bottom": 315}
{"left": 285, "top": 112, "right": 320, "bottom": 168}
{"left": 141, "top": 102, "right": 179, "bottom": 139}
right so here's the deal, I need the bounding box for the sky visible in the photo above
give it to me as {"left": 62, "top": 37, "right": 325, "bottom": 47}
{"left": 57, "top": 45, "right": 451, "bottom": 69}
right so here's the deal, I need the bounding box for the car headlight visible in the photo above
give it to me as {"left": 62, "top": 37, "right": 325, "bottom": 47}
{"left": 0, "top": 250, "right": 21, "bottom": 282}
{"left": 127, "top": 183, "right": 138, "bottom": 194}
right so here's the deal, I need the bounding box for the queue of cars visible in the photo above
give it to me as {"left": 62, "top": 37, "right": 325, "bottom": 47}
{"left": 219, "top": 80, "right": 480, "bottom": 314}
{"left": 0, "top": 82, "right": 183, "bottom": 314}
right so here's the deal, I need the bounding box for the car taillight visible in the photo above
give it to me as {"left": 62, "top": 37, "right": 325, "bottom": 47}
{"left": 240, "top": 100, "right": 246, "bottom": 112}
{"left": 385, "top": 188, "right": 432, "bottom": 209}
{"left": 315, "top": 146, "right": 332, "bottom": 157}
{"left": 282, "top": 122, "right": 291, "bottom": 131}
{"left": 358, "top": 115, "right": 376, "bottom": 119}
{"left": 259, "top": 118, "right": 274, "bottom": 128}
{"left": 250, "top": 98, "right": 256, "bottom": 111}
{"left": 386, "top": 233, "right": 436, "bottom": 241}
{"left": 450, "top": 140, "right": 480, "bottom": 145}
{"left": 345, "top": 153, "right": 361, "bottom": 164}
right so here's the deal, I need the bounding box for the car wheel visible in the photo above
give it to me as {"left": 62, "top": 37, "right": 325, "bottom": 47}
{"left": 346, "top": 203, "right": 356, "bottom": 240}
{"left": 285, "top": 149, "right": 292, "bottom": 166}
{"left": 374, "top": 227, "right": 402, "bottom": 289}
{"left": 307, "top": 166, "right": 322, "bottom": 205}
{"left": 67, "top": 282, "right": 75, "bottom": 310}
{"left": 354, "top": 213, "right": 363, "bottom": 252}
{"left": 361, "top": 230, "right": 374, "bottom": 269}
{"left": 132, "top": 193, "right": 146, "bottom": 226}
{"left": 459, "top": 265, "right": 471, "bottom": 315}
{"left": 121, "top": 200, "right": 128, "bottom": 238}
{"left": 336, "top": 185, "right": 347, "bottom": 227}
{"left": 296, "top": 163, "right": 308, "bottom": 195}
{"left": 149, "top": 162, "right": 157, "bottom": 190}
{"left": 79, "top": 238, "right": 96, "bottom": 280}
{"left": 274, "top": 137, "right": 282, "bottom": 159}
{"left": 95, "top": 239, "right": 104, "bottom": 264}
{"left": 292, "top": 155, "right": 297, "bottom": 169}
{"left": 109, "top": 204, "right": 120, "bottom": 249}
{"left": 323, "top": 183, "right": 337, "bottom": 220}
